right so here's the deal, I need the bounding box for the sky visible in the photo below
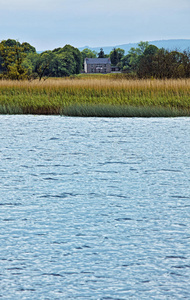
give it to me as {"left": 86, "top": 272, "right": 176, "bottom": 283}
{"left": 0, "top": 0, "right": 190, "bottom": 51}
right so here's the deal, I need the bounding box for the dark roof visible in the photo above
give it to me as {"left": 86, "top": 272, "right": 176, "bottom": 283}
{"left": 84, "top": 58, "right": 111, "bottom": 64}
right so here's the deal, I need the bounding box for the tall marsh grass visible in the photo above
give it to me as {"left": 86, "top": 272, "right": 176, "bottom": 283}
{"left": 0, "top": 77, "right": 190, "bottom": 116}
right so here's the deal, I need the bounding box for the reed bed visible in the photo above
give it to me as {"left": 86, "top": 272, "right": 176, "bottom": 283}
{"left": 0, "top": 77, "right": 190, "bottom": 116}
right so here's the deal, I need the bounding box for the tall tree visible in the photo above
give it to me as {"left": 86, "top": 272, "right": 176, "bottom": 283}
{"left": 35, "top": 51, "right": 53, "bottom": 80}
{"left": 0, "top": 40, "right": 28, "bottom": 79}
{"left": 137, "top": 45, "right": 159, "bottom": 78}
{"left": 98, "top": 48, "right": 105, "bottom": 58}
{"left": 53, "top": 44, "right": 82, "bottom": 74}
{"left": 110, "top": 48, "right": 124, "bottom": 65}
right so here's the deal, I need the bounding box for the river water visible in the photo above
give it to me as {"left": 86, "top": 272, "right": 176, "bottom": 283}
{"left": 0, "top": 116, "right": 190, "bottom": 299}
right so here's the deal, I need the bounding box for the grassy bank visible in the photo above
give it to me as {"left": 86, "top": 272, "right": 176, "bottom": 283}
{"left": 0, "top": 77, "right": 190, "bottom": 117}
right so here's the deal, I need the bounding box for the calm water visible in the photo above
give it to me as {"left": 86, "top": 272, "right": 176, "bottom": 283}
{"left": 0, "top": 116, "right": 190, "bottom": 300}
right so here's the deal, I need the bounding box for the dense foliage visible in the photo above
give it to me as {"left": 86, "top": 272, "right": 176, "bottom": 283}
{"left": 0, "top": 39, "right": 35, "bottom": 80}
{"left": 81, "top": 42, "right": 190, "bottom": 78}
{"left": 81, "top": 48, "right": 97, "bottom": 61}
{"left": 0, "top": 39, "right": 82, "bottom": 80}
{"left": 109, "top": 48, "right": 124, "bottom": 67}
{"left": 0, "top": 39, "right": 190, "bottom": 80}
{"left": 121, "top": 41, "right": 190, "bottom": 78}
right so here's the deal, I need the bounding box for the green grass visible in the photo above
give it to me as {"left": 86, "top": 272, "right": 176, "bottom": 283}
{"left": 0, "top": 104, "right": 23, "bottom": 114}
{"left": 0, "top": 77, "right": 190, "bottom": 116}
{"left": 62, "top": 104, "right": 189, "bottom": 117}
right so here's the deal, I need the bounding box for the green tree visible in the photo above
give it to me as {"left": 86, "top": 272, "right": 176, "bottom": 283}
{"left": 182, "top": 49, "right": 190, "bottom": 77}
{"left": 137, "top": 41, "right": 149, "bottom": 53}
{"left": 2, "top": 39, "right": 18, "bottom": 47}
{"left": 98, "top": 48, "right": 105, "bottom": 58}
{"left": 110, "top": 48, "right": 118, "bottom": 65}
{"left": 22, "top": 52, "right": 39, "bottom": 78}
{"left": 81, "top": 48, "right": 97, "bottom": 61}
{"left": 137, "top": 47, "right": 190, "bottom": 79}
{"left": 0, "top": 40, "right": 28, "bottom": 79}
{"left": 110, "top": 48, "right": 124, "bottom": 66}
{"left": 153, "top": 48, "right": 170, "bottom": 78}
{"left": 35, "top": 51, "right": 54, "bottom": 80}
{"left": 50, "top": 51, "right": 77, "bottom": 77}
{"left": 143, "top": 45, "right": 158, "bottom": 56}
{"left": 49, "top": 52, "right": 70, "bottom": 77}
{"left": 137, "top": 45, "right": 159, "bottom": 78}
{"left": 21, "top": 42, "right": 36, "bottom": 54}
{"left": 121, "top": 41, "right": 149, "bottom": 72}
{"left": 53, "top": 44, "right": 82, "bottom": 74}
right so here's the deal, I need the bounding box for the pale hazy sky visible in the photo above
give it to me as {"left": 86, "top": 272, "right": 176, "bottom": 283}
{"left": 0, "top": 0, "right": 190, "bottom": 50}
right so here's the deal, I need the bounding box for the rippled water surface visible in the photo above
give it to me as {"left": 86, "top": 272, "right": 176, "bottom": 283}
{"left": 0, "top": 116, "right": 190, "bottom": 299}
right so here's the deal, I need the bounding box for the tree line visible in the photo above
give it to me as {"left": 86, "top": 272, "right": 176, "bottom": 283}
{"left": 0, "top": 39, "right": 82, "bottom": 80}
{"left": 0, "top": 39, "right": 190, "bottom": 80}
{"left": 83, "top": 42, "right": 190, "bottom": 78}
{"left": 122, "top": 41, "right": 190, "bottom": 78}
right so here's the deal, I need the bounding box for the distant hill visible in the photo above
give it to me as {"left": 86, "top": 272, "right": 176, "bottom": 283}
{"left": 79, "top": 39, "right": 190, "bottom": 54}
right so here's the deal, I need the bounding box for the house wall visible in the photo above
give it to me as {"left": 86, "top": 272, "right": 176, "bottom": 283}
{"left": 84, "top": 61, "right": 88, "bottom": 73}
{"left": 84, "top": 63, "right": 111, "bottom": 74}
